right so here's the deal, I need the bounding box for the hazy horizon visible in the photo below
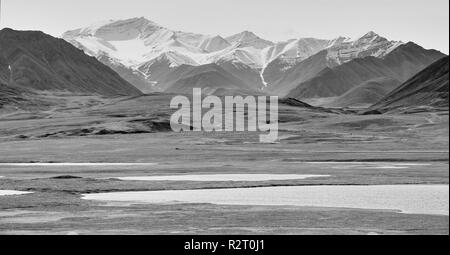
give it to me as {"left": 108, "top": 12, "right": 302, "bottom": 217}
{"left": 1, "top": 0, "right": 449, "bottom": 53}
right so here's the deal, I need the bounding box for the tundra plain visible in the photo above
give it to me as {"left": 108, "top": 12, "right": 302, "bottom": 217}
{"left": 0, "top": 93, "right": 448, "bottom": 235}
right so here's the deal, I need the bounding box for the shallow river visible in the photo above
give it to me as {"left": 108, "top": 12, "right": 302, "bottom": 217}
{"left": 117, "top": 174, "right": 329, "bottom": 182}
{"left": 83, "top": 185, "right": 449, "bottom": 216}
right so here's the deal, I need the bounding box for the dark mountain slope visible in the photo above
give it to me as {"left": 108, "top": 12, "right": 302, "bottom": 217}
{"left": 369, "top": 57, "right": 449, "bottom": 113}
{"left": 0, "top": 28, "right": 142, "bottom": 97}
{"left": 264, "top": 50, "right": 332, "bottom": 96}
{"left": 288, "top": 42, "right": 445, "bottom": 99}
{"left": 136, "top": 54, "right": 183, "bottom": 92}
{"left": 327, "top": 77, "right": 401, "bottom": 108}
{"left": 97, "top": 54, "right": 156, "bottom": 93}
{"left": 136, "top": 57, "right": 264, "bottom": 94}
{"left": 165, "top": 63, "right": 257, "bottom": 95}
{"left": 217, "top": 60, "right": 264, "bottom": 91}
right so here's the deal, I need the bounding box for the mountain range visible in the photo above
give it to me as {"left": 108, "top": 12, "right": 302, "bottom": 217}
{"left": 0, "top": 17, "right": 447, "bottom": 113}
{"left": 63, "top": 17, "right": 430, "bottom": 97}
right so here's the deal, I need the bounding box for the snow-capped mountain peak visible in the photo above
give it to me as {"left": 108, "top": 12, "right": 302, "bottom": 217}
{"left": 63, "top": 17, "right": 162, "bottom": 41}
{"left": 326, "top": 31, "right": 403, "bottom": 65}
{"left": 226, "top": 31, "right": 274, "bottom": 49}
{"left": 63, "top": 18, "right": 210, "bottom": 67}
{"left": 354, "top": 31, "right": 388, "bottom": 45}
{"left": 62, "top": 19, "right": 405, "bottom": 93}
{"left": 361, "top": 30, "right": 378, "bottom": 37}
{"left": 227, "top": 31, "right": 258, "bottom": 42}
{"left": 199, "top": 35, "right": 231, "bottom": 53}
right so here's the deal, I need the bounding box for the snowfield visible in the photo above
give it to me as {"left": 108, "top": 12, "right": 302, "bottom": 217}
{"left": 63, "top": 17, "right": 403, "bottom": 71}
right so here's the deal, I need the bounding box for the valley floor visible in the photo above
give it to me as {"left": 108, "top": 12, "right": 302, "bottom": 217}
{"left": 0, "top": 94, "right": 448, "bottom": 235}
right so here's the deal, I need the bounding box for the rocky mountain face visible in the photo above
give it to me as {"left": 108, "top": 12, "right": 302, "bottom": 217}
{"left": 0, "top": 28, "right": 143, "bottom": 97}
{"left": 225, "top": 31, "right": 274, "bottom": 50}
{"left": 263, "top": 50, "right": 333, "bottom": 96}
{"left": 368, "top": 57, "right": 449, "bottom": 113}
{"left": 63, "top": 17, "right": 407, "bottom": 96}
{"left": 263, "top": 32, "right": 407, "bottom": 96}
{"left": 326, "top": 32, "right": 403, "bottom": 65}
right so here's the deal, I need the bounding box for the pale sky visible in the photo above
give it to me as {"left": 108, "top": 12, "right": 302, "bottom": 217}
{"left": 1, "top": 0, "right": 449, "bottom": 53}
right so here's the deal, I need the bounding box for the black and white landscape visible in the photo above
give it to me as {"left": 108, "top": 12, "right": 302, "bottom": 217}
{"left": 0, "top": 0, "right": 449, "bottom": 235}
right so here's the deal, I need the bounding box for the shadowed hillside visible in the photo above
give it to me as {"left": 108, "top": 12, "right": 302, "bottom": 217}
{"left": 327, "top": 77, "right": 401, "bottom": 108}
{"left": 368, "top": 57, "right": 449, "bottom": 113}
{"left": 288, "top": 43, "right": 445, "bottom": 99}
{"left": 0, "top": 28, "right": 143, "bottom": 97}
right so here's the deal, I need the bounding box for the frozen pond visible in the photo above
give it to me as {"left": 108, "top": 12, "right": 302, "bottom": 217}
{"left": 84, "top": 185, "right": 449, "bottom": 216}
{"left": 117, "top": 174, "right": 330, "bottom": 182}
{"left": 0, "top": 190, "right": 33, "bottom": 196}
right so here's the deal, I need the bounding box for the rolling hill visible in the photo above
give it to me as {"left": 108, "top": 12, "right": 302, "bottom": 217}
{"left": 326, "top": 77, "right": 401, "bottom": 108}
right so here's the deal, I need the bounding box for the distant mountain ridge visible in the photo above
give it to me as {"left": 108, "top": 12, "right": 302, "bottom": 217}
{"left": 63, "top": 17, "right": 406, "bottom": 95}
